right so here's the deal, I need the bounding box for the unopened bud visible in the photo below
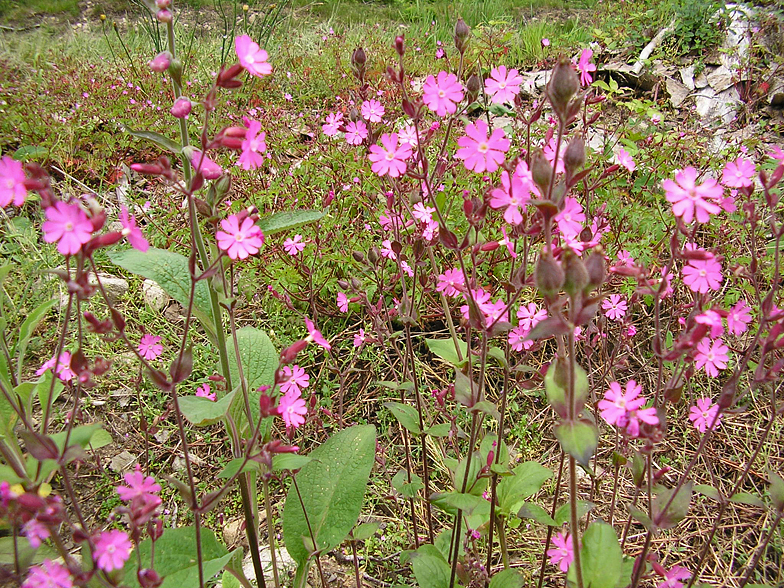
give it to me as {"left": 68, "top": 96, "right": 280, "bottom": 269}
{"left": 368, "top": 246, "right": 380, "bottom": 266}
{"left": 563, "top": 136, "right": 585, "bottom": 174}
{"left": 546, "top": 57, "right": 580, "bottom": 120}
{"left": 156, "top": 8, "right": 172, "bottom": 23}
{"left": 170, "top": 97, "right": 192, "bottom": 118}
{"left": 395, "top": 35, "right": 405, "bottom": 56}
{"left": 138, "top": 569, "right": 162, "bottom": 588}
{"left": 352, "top": 251, "right": 365, "bottom": 263}
{"left": 561, "top": 249, "right": 588, "bottom": 297}
{"left": 584, "top": 250, "right": 605, "bottom": 289}
{"left": 100, "top": 13, "right": 106, "bottom": 20}
{"left": 454, "top": 18, "right": 470, "bottom": 53}
{"left": 184, "top": 147, "right": 223, "bottom": 180}
{"left": 148, "top": 51, "right": 171, "bottom": 73}
{"left": 351, "top": 47, "right": 367, "bottom": 78}
{"left": 281, "top": 339, "right": 309, "bottom": 365}
{"left": 155, "top": 0, "right": 170, "bottom": 7}
{"left": 531, "top": 149, "right": 553, "bottom": 195}
{"left": 465, "top": 74, "right": 481, "bottom": 103}
{"left": 534, "top": 252, "right": 564, "bottom": 297}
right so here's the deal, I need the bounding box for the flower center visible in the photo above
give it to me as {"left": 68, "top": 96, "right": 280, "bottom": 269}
{"left": 64, "top": 222, "right": 74, "bottom": 232}
{"left": 4, "top": 178, "right": 14, "bottom": 189}
{"left": 438, "top": 89, "right": 446, "bottom": 98}
{"left": 477, "top": 142, "right": 489, "bottom": 154}
{"left": 385, "top": 151, "right": 396, "bottom": 161}
{"left": 499, "top": 81, "right": 507, "bottom": 89}
{"left": 235, "top": 232, "right": 245, "bottom": 242}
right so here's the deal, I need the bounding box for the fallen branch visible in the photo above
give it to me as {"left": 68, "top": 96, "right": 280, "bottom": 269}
{"left": 632, "top": 17, "right": 677, "bottom": 75}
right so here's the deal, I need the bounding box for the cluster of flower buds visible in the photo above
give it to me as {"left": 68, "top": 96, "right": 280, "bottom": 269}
{"left": 0, "top": 483, "right": 65, "bottom": 551}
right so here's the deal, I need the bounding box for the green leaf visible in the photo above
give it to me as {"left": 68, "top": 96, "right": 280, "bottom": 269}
{"left": 425, "top": 338, "right": 468, "bottom": 367}
{"left": 384, "top": 401, "right": 422, "bottom": 435}
{"left": 221, "top": 571, "right": 241, "bottom": 588}
{"left": 34, "top": 371, "right": 64, "bottom": 418}
{"left": 517, "top": 502, "right": 556, "bottom": 526}
{"left": 554, "top": 501, "right": 595, "bottom": 526}
{"left": 627, "top": 505, "right": 652, "bottom": 530}
{"left": 694, "top": 484, "right": 720, "bottom": 501}
{"left": 12, "top": 145, "right": 48, "bottom": 162}
{"left": 283, "top": 425, "right": 376, "bottom": 566}
{"left": 769, "top": 469, "right": 784, "bottom": 512}
{"left": 227, "top": 327, "right": 277, "bottom": 393}
{"left": 497, "top": 461, "right": 552, "bottom": 515}
{"left": 554, "top": 420, "right": 597, "bottom": 467}
{"left": 392, "top": 469, "right": 424, "bottom": 499}
{"left": 729, "top": 492, "right": 766, "bottom": 509}
{"left": 571, "top": 521, "right": 622, "bottom": 588}
{"left": 470, "top": 400, "right": 501, "bottom": 421}
{"left": 122, "top": 527, "right": 233, "bottom": 588}
{"left": 179, "top": 389, "right": 238, "bottom": 427}
{"left": 109, "top": 248, "right": 215, "bottom": 341}
{"left": 272, "top": 453, "right": 312, "bottom": 472}
{"left": 125, "top": 128, "right": 183, "bottom": 155}
{"left": 257, "top": 210, "right": 324, "bottom": 236}
{"left": 410, "top": 544, "right": 450, "bottom": 588}
{"left": 12, "top": 298, "right": 57, "bottom": 381}
{"left": 50, "top": 423, "right": 104, "bottom": 451}
{"left": 425, "top": 423, "right": 451, "bottom": 437}
{"left": 0, "top": 536, "right": 57, "bottom": 568}
{"left": 217, "top": 458, "right": 261, "bottom": 479}
{"left": 652, "top": 482, "right": 692, "bottom": 529}
{"left": 488, "top": 568, "right": 524, "bottom": 588}
{"left": 352, "top": 522, "right": 380, "bottom": 541}
{"left": 0, "top": 264, "right": 12, "bottom": 285}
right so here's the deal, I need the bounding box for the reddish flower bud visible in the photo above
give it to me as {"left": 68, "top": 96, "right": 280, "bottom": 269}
{"left": 156, "top": 8, "right": 172, "bottom": 22}
{"left": 138, "top": 569, "right": 163, "bottom": 588}
{"left": 563, "top": 136, "right": 585, "bottom": 174}
{"left": 394, "top": 35, "right": 405, "bottom": 56}
{"left": 454, "top": 18, "right": 470, "bottom": 53}
{"left": 546, "top": 57, "right": 579, "bottom": 120}
{"left": 148, "top": 51, "right": 171, "bottom": 73}
{"left": 531, "top": 149, "right": 553, "bottom": 196}
{"left": 561, "top": 249, "right": 589, "bottom": 297}
{"left": 465, "top": 74, "right": 481, "bottom": 103}
{"left": 130, "top": 163, "right": 164, "bottom": 175}
{"left": 535, "top": 252, "right": 564, "bottom": 297}
{"left": 170, "top": 97, "right": 192, "bottom": 118}
{"left": 280, "top": 339, "right": 308, "bottom": 365}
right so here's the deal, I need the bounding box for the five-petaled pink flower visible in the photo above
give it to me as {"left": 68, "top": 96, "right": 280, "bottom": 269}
{"left": 517, "top": 303, "right": 546, "bottom": 331}
{"left": 602, "top": 294, "right": 628, "bottom": 321}
{"left": 235, "top": 35, "right": 272, "bottom": 78}
{"left": 280, "top": 365, "right": 309, "bottom": 395}
{"left": 23, "top": 519, "right": 50, "bottom": 548}
{"left": 23, "top": 559, "right": 73, "bottom": 588}
{"left": 456, "top": 119, "right": 510, "bottom": 173}
{"left": 485, "top": 66, "right": 523, "bottom": 105}
{"left": 657, "top": 564, "right": 691, "bottom": 588}
{"left": 36, "top": 351, "right": 75, "bottom": 382}
{"left": 322, "top": 112, "right": 343, "bottom": 137}
{"left": 546, "top": 531, "right": 575, "bottom": 572}
{"left": 727, "top": 300, "right": 752, "bottom": 335}
{"left": 490, "top": 171, "right": 531, "bottom": 225}
{"left": 721, "top": 156, "right": 755, "bottom": 188}
{"left": 93, "top": 530, "right": 132, "bottom": 572}
{"left": 368, "top": 133, "right": 412, "bottom": 178}
{"left": 577, "top": 48, "right": 596, "bottom": 86}
{"left": 695, "top": 310, "right": 724, "bottom": 338}
{"left": 599, "top": 380, "right": 647, "bottom": 427}
{"left": 555, "top": 197, "right": 585, "bottom": 239}
{"left": 422, "top": 71, "right": 464, "bottom": 117}
{"left": 0, "top": 155, "right": 27, "bottom": 208}
{"left": 663, "top": 167, "right": 723, "bottom": 224}
{"left": 361, "top": 99, "right": 385, "bottom": 123}
{"left": 196, "top": 383, "right": 216, "bottom": 401}
{"left": 116, "top": 465, "right": 162, "bottom": 507}
{"left": 616, "top": 148, "right": 636, "bottom": 172}
{"left": 436, "top": 268, "right": 465, "bottom": 297}
{"left": 279, "top": 391, "right": 307, "bottom": 429}
{"left": 412, "top": 202, "right": 435, "bottom": 223}
{"left": 283, "top": 234, "right": 306, "bottom": 256}
{"left": 682, "top": 256, "right": 723, "bottom": 294}
{"left": 344, "top": 120, "right": 368, "bottom": 146}
{"left": 305, "top": 317, "right": 331, "bottom": 350}
{"left": 42, "top": 201, "right": 94, "bottom": 256}
{"left": 694, "top": 339, "right": 729, "bottom": 377}
{"left": 337, "top": 292, "right": 349, "bottom": 312}
{"left": 689, "top": 397, "right": 722, "bottom": 432}
{"left": 238, "top": 120, "right": 267, "bottom": 170}
{"left": 216, "top": 214, "right": 264, "bottom": 260}
{"left": 137, "top": 334, "right": 163, "bottom": 361}
{"left": 353, "top": 328, "right": 366, "bottom": 348}
{"left": 120, "top": 206, "right": 149, "bottom": 252}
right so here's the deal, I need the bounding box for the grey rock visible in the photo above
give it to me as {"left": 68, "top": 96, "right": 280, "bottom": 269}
{"left": 680, "top": 65, "right": 695, "bottom": 90}
{"left": 665, "top": 76, "right": 690, "bottom": 107}
{"left": 707, "top": 65, "right": 735, "bottom": 93}
{"left": 769, "top": 76, "right": 784, "bottom": 109}
{"left": 143, "top": 279, "right": 169, "bottom": 312}
{"left": 101, "top": 275, "right": 129, "bottom": 304}
{"left": 694, "top": 72, "right": 709, "bottom": 89}
{"left": 109, "top": 450, "right": 137, "bottom": 472}
{"left": 695, "top": 86, "right": 741, "bottom": 124}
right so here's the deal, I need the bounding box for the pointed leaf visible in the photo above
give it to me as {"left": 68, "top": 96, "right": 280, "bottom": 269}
{"left": 384, "top": 401, "right": 421, "bottom": 435}
{"left": 554, "top": 420, "right": 597, "bottom": 467}
{"left": 489, "top": 569, "right": 524, "bottom": 588}
{"left": 411, "top": 544, "right": 450, "bottom": 588}
{"left": 497, "top": 461, "right": 552, "bottom": 515}
{"left": 729, "top": 492, "right": 766, "bottom": 509}
{"left": 391, "top": 469, "right": 424, "bottom": 499}
{"left": 652, "top": 482, "right": 692, "bottom": 529}
{"left": 226, "top": 327, "right": 277, "bottom": 393}
{"left": 518, "top": 502, "right": 556, "bottom": 526}
{"left": 571, "top": 521, "right": 622, "bottom": 588}
{"left": 13, "top": 299, "right": 57, "bottom": 382}
{"left": 257, "top": 210, "right": 324, "bottom": 236}
{"left": 426, "top": 338, "right": 468, "bottom": 367}
{"left": 769, "top": 469, "right": 784, "bottom": 512}
{"left": 554, "top": 500, "right": 595, "bottom": 526}
{"left": 179, "top": 389, "right": 238, "bottom": 427}
{"left": 126, "top": 128, "right": 183, "bottom": 155}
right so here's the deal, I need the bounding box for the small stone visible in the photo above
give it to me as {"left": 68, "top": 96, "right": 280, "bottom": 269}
{"left": 680, "top": 65, "right": 695, "bottom": 90}
{"left": 665, "top": 76, "right": 690, "bottom": 108}
{"left": 706, "top": 65, "right": 734, "bottom": 93}
{"left": 109, "top": 450, "right": 137, "bottom": 472}
{"left": 694, "top": 72, "right": 709, "bottom": 89}
{"left": 143, "top": 279, "right": 169, "bottom": 312}
{"left": 101, "top": 275, "right": 129, "bottom": 304}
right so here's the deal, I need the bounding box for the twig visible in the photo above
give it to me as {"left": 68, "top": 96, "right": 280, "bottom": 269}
{"left": 632, "top": 17, "right": 677, "bottom": 75}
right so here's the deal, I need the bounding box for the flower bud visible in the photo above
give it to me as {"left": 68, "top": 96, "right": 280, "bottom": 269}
{"left": 531, "top": 149, "right": 553, "bottom": 195}
{"left": 184, "top": 147, "right": 223, "bottom": 180}
{"left": 584, "top": 250, "right": 605, "bottom": 289}
{"left": 351, "top": 47, "right": 367, "bottom": 78}
{"left": 352, "top": 250, "right": 365, "bottom": 263}
{"left": 170, "top": 97, "right": 192, "bottom": 118}
{"left": 561, "top": 249, "right": 588, "bottom": 297}
{"left": 465, "top": 73, "right": 481, "bottom": 103}
{"left": 368, "top": 246, "right": 380, "bottom": 266}
{"left": 454, "top": 18, "right": 470, "bottom": 53}
{"left": 563, "top": 136, "right": 585, "bottom": 174}
{"left": 395, "top": 35, "right": 405, "bottom": 56}
{"left": 138, "top": 569, "right": 163, "bottom": 588}
{"left": 148, "top": 51, "right": 171, "bottom": 73}
{"left": 534, "top": 252, "right": 564, "bottom": 297}
{"left": 546, "top": 57, "right": 579, "bottom": 120}
{"left": 156, "top": 0, "right": 170, "bottom": 6}
{"left": 156, "top": 9, "right": 172, "bottom": 23}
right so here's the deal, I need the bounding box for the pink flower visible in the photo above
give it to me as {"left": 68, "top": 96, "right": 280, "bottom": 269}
{"left": 345, "top": 120, "right": 368, "bottom": 145}
{"left": 36, "top": 351, "right": 75, "bottom": 382}
{"left": 93, "top": 530, "right": 132, "bottom": 572}
{"left": 517, "top": 303, "right": 546, "bottom": 331}
{"left": 554, "top": 197, "right": 585, "bottom": 239}
{"left": 322, "top": 112, "right": 343, "bottom": 136}
{"left": 663, "top": 167, "right": 723, "bottom": 224}
{"left": 305, "top": 317, "right": 331, "bottom": 350}
{"left": 42, "top": 201, "right": 93, "bottom": 256}
{"left": 599, "top": 380, "right": 647, "bottom": 426}
{"left": 280, "top": 365, "right": 309, "bottom": 395}
{"left": 196, "top": 383, "right": 216, "bottom": 401}
{"left": 283, "top": 234, "right": 306, "bottom": 256}
{"left": 120, "top": 206, "right": 149, "bottom": 252}
{"left": 116, "top": 465, "right": 162, "bottom": 506}
{"left": 23, "top": 519, "right": 50, "bottom": 548}
{"left": 616, "top": 148, "right": 636, "bottom": 172}
{"left": 148, "top": 51, "right": 171, "bottom": 72}
{"left": 509, "top": 324, "right": 534, "bottom": 351}
{"left": 490, "top": 171, "right": 531, "bottom": 225}
{"left": 137, "top": 334, "right": 163, "bottom": 361}
{"left": 412, "top": 202, "right": 435, "bottom": 223}
{"left": 657, "top": 565, "right": 691, "bottom": 588}
{"left": 422, "top": 71, "right": 464, "bottom": 117}
{"left": 695, "top": 310, "right": 724, "bottom": 338}
{"left": 541, "top": 38, "right": 550, "bottom": 47}
{"left": 279, "top": 391, "right": 307, "bottom": 429}
{"left": 721, "top": 156, "right": 755, "bottom": 188}
{"left": 398, "top": 124, "right": 418, "bottom": 147}
{"left": 216, "top": 214, "right": 264, "bottom": 260}
{"left": 235, "top": 35, "right": 272, "bottom": 78}
{"left": 624, "top": 406, "right": 660, "bottom": 438}
{"left": 170, "top": 97, "right": 192, "bottom": 118}
{"left": 727, "top": 300, "right": 752, "bottom": 335}
{"left": 337, "top": 292, "right": 349, "bottom": 312}
{"left": 682, "top": 257, "right": 723, "bottom": 294}
{"left": 769, "top": 146, "right": 784, "bottom": 164}
{"left": 485, "top": 66, "right": 523, "bottom": 105}
{"left": 626, "top": 325, "right": 637, "bottom": 337}
{"left": 617, "top": 250, "right": 635, "bottom": 265}
{"left": 456, "top": 119, "right": 510, "bottom": 173}
{"left": 189, "top": 149, "right": 223, "bottom": 179}
{"left": 602, "top": 294, "right": 628, "bottom": 321}
{"left": 22, "top": 559, "right": 73, "bottom": 588}
{"left": 0, "top": 155, "right": 27, "bottom": 207}
{"left": 543, "top": 136, "right": 566, "bottom": 175}
{"left": 577, "top": 48, "right": 596, "bottom": 86}
{"left": 547, "top": 531, "right": 574, "bottom": 573}
{"left": 353, "top": 328, "right": 366, "bottom": 348}
{"left": 368, "top": 133, "right": 412, "bottom": 178}
{"left": 238, "top": 120, "right": 266, "bottom": 170}
{"left": 436, "top": 268, "right": 465, "bottom": 297}
{"left": 381, "top": 239, "right": 397, "bottom": 260}
{"left": 689, "top": 397, "right": 722, "bottom": 433}
{"left": 361, "top": 99, "right": 385, "bottom": 122}
{"left": 694, "top": 339, "right": 729, "bottom": 377}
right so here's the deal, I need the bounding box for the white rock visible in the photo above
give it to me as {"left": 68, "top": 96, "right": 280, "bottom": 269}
{"left": 707, "top": 65, "right": 735, "bottom": 93}
{"left": 143, "top": 279, "right": 169, "bottom": 312}
{"left": 101, "top": 276, "right": 129, "bottom": 304}
{"left": 665, "top": 76, "right": 690, "bottom": 107}
{"left": 694, "top": 72, "right": 709, "bottom": 89}
{"left": 680, "top": 65, "right": 695, "bottom": 90}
